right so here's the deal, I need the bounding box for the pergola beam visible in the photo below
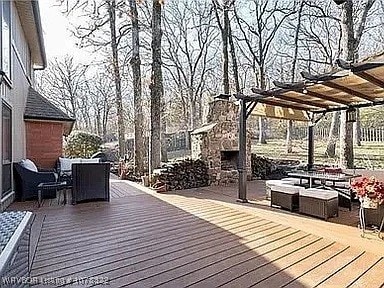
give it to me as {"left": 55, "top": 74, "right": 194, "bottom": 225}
{"left": 256, "top": 98, "right": 312, "bottom": 111}
{"left": 305, "top": 90, "right": 351, "bottom": 105}
{"left": 323, "top": 81, "right": 376, "bottom": 102}
{"left": 355, "top": 71, "right": 384, "bottom": 89}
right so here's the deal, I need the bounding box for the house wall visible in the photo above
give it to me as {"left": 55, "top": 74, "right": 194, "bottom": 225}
{"left": 0, "top": 2, "right": 34, "bottom": 210}
{"left": 25, "top": 121, "right": 64, "bottom": 169}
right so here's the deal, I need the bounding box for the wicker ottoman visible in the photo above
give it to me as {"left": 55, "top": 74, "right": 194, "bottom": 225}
{"left": 270, "top": 183, "right": 302, "bottom": 211}
{"left": 265, "top": 179, "right": 299, "bottom": 199}
{"left": 299, "top": 188, "right": 338, "bottom": 220}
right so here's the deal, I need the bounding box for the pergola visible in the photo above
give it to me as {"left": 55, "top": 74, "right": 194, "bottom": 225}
{"left": 236, "top": 54, "right": 384, "bottom": 202}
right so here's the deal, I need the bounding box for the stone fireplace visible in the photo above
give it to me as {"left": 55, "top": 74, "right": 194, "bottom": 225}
{"left": 221, "top": 150, "right": 239, "bottom": 170}
{"left": 191, "top": 98, "right": 251, "bottom": 185}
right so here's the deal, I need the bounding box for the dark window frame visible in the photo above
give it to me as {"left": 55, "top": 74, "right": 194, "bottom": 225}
{"left": 2, "top": 101, "right": 12, "bottom": 196}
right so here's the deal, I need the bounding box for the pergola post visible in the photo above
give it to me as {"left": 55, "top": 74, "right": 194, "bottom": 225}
{"left": 237, "top": 99, "right": 248, "bottom": 203}
{"left": 307, "top": 124, "right": 314, "bottom": 170}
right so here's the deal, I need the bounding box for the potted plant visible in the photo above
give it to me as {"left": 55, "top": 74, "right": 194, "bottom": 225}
{"left": 351, "top": 176, "right": 384, "bottom": 227}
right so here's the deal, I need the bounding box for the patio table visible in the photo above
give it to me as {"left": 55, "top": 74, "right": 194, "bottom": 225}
{"left": 37, "top": 181, "right": 68, "bottom": 207}
{"left": 287, "top": 170, "right": 360, "bottom": 188}
{"left": 287, "top": 170, "right": 361, "bottom": 210}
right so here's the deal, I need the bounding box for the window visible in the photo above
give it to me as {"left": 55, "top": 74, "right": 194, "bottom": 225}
{"left": 1, "top": 1, "right": 11, "bottom": 79}
{"left": 2, "top": 102, "right": 12, "bottom": 196}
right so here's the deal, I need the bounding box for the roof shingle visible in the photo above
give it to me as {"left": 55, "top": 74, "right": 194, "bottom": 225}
{"left": 24, "top": 87, "right": 75, "bottom": 122}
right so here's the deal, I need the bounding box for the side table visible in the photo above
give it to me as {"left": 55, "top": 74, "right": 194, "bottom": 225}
{"left": 37, "top": 182, "right": 68, "bottom": 207}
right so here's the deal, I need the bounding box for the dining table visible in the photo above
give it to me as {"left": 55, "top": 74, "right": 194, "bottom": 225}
{"left": 287, "top": 170, "right": 362, "bottom": 211}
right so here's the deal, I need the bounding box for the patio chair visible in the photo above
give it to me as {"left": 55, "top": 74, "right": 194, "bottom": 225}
{"left": 14, "top": 161, "right": 57, "bottom": 201}
{"left": 71, "top": 163, "right": 110, "bottom": 204}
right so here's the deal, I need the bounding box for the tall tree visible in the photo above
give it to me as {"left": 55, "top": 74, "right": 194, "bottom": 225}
{"left": 286, "top": 0, "right": 305, "bottom": 153}
{"left": 234, "top": 0, "right": 294, "bottom": 144}
{"left": 213, "top": 0, "right": 230, "bottom": 94}
{"left": 128, "top": 0, "right": 145, "bottom": 174}
{"left": 339, "top": 0, "right": 376, "bottom": 168}
{"left": 163, "top": 0, "right": 217, "bottom": 129}
{"left": 149, "top": 0, "right": 164, "bottom": 172}
{"left": 107, "top": 0, "right": 125, "bottom": 158}
{"left": 61, "top": 0, "right": 128, "bottom": 157}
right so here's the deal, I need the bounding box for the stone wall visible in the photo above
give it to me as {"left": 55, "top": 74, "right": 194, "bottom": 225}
{"left": 191, "top": 99, "right": 252, "bottom": 186}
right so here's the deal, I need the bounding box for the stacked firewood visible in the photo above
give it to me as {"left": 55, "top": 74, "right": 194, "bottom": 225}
{"left": 251, "top": 154, "right": 302, "bottom": 179}
{"left": 251, "top": 154, "right": 273, "bottom": 179}
{"left": 157, "top": 159, "right": 209, "bottom": 191}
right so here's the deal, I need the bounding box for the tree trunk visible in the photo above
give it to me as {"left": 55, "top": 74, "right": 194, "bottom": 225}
{"left": 339, "top": 112, "right": 354, "bottom": 168}
{"left": 161, "top": 98, "right": 168, "bottom": 162}
{"left": 222, "top": 0, "right": 230, "bottom": 94}
{"left": 258, "top": 117, "right": 267, "bottom": 144}
{"left": 258, "top": 66, "right": 267, "bottom": 144}
{"left": 286, "top": 0, "right": 304, "bottom": 153}
{"left": 149, "top": 0, "right": 163, "bottom": 173}
{"left": 339, "top": 0, "right": 355, "bottom": 168}
{"left": 325, "top": 112, "right": 340, "bottom": 157}
{"left": 354, "top": 109, "right": 361, "bottom": 146}
{"left": 213, "top": 0, "right": 230, "bottom": 94}
{"left": 129, "top": 0, "right": 145, "bottom": 175}
{"left": 286, "top": 120, "right": 293, "bottom": 153}
{"left": 228, "top": 16, "right": 240, "bottom": 93}
{"left": 107, "top": 0, "right": 125, "bottom": 158}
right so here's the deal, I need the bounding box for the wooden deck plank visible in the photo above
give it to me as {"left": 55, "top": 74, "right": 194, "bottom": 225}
{"left": 32, "top": 219, "right": 280, "bottom": 278}
{"left": 94, "top": 227, "right": 298, "bottom": 287}
{"left": 316, "top": 252, "right": 382, "bottom": 287}
{"left": 33, "top": 212, "right": 261, "bottom": 269}
{"left": 252, "top": 243, "right": 348, "bottom": 287}
{"left": 36, "top": 205, "right": 241, "bottom": 246}
{"left": 349, "top": 258, "right": 384, "bottom": 287}
{"left": 33, "top": 211, "right": 260, "bottom": 261}
{"left": 219, "top": 238, "right": 334, "bottom": 288}
{"left": 5, "top": 180, "right": 382, "bottom": 288}
{"left": 283, "top": 247, "right": 364, "bottom": 288}
{"left": 127, "top": 230, "right": 307, "bottom": 288}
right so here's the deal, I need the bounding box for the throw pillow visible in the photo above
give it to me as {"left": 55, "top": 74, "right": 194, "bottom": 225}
{"left": 20, "top": 159, "right": 38, "bottom": 172}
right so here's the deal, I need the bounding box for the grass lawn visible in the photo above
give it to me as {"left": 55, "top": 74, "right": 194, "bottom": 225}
{"left": 252, "top": 139, "right": 384, "bottom": 169}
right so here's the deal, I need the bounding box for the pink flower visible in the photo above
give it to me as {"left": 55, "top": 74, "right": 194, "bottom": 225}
{"left": 351, "top": 176, "right": 384, "bottom": 205}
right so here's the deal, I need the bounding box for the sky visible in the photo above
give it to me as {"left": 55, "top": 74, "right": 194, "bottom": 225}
{"left": 39, "top": 1, "right": 90, "bottom": 61}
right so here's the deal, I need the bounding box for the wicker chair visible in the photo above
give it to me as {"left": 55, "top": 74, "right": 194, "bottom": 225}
{"left": 72, "top": 163, "right": 110, "bottom": 204}
{"left": 13, "top": 163, "right": 57, "bottom": 201}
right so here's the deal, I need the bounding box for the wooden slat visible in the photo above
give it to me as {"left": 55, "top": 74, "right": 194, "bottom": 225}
{"left": 6, "top": 180, "right": 382, "bottom": 288}
{"left": 316, "top": 252, "right": 381, "bottom": 287}
{"left": 283, "top": 247, "right": 364, "bottom": 287}
{"left": 349, "top": 258, "right": 384, "bottom": 287}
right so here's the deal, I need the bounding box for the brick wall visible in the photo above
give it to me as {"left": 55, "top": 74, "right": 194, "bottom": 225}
{"left": 25, "top": 121, "right": 64, "bottom": 169}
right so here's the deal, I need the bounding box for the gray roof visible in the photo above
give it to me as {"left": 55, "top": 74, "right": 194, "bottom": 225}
{"left": 24, "top": 87, "right": 75, "bottom": 122}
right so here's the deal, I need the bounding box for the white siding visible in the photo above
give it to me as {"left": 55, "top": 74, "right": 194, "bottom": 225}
{"left": 1, "top": 1, "right": 36, "bottom": 207}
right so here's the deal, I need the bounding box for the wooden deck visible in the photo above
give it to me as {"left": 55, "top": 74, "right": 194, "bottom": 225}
{"left": 8, "top": 179, "right": 384, "bottom": 287}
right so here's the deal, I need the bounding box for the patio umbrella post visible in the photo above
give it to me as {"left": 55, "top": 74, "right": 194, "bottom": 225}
{"left": 238, "top": 98, "right": 248, "bottom": 203}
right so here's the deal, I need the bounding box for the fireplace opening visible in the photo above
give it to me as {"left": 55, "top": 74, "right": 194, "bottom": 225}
{"left": 221, "top": 151, "right": 239, "bottom": 170}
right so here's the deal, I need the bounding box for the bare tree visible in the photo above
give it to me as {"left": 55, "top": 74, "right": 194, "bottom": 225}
{"left": 149, "top": 0, "right": 164, "bottom": 172}
{"left": 212, "top": 0, "right": 230, "bottom": 94}
{"left": 128, "top": 0, "right": 146, "bottom": 174}
{"left": 339, "top": 0, "right": 376, "bottom": 168}
{"left": 286, "top": 0, "right": 305, "bottom": 154}
{"left": 37, "top": 56, "right": 88, "bottom": 128}
{"left": 163, "top": 0, "right": 217, "bottom": 129}
{"left": 234, "top": 0, "right": 294, "bottom": 144}
{"left": 60, "top": 0, "right": 128, "bottom": 157}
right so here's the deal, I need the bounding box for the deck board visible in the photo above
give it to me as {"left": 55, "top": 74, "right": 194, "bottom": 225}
{"left": 7, "top": 180, "right": 384, "bottom": 288}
